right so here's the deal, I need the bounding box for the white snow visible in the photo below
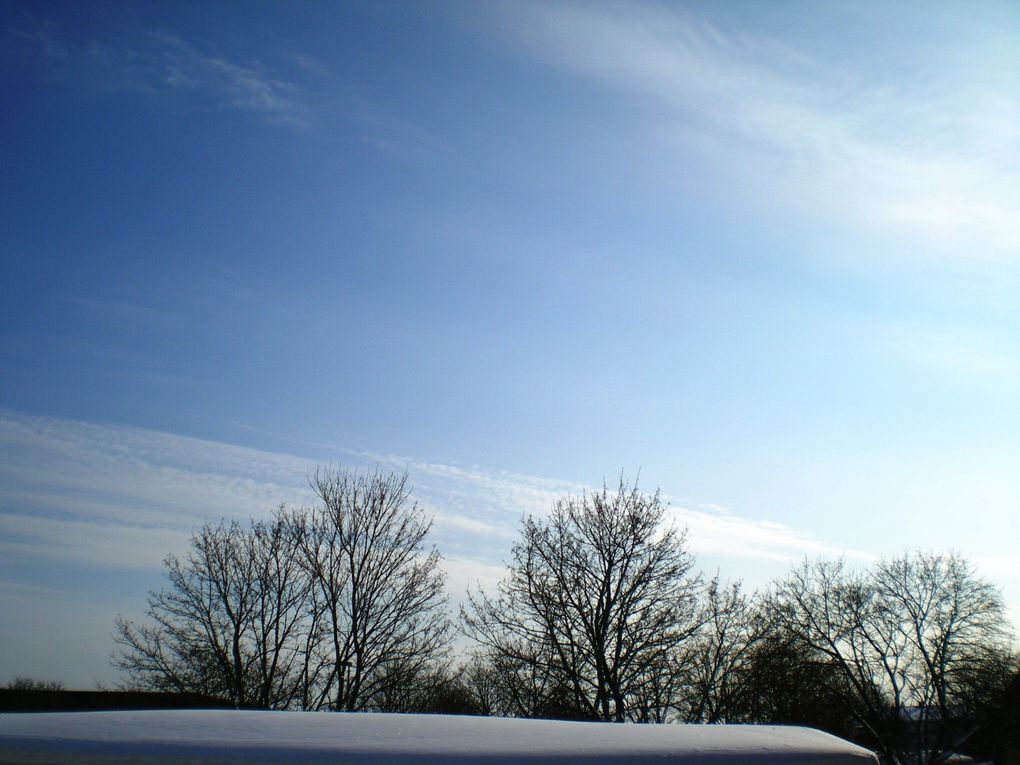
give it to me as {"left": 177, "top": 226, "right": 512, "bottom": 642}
{"left": 0, "top": 710, "right": 879, "bottom": 764}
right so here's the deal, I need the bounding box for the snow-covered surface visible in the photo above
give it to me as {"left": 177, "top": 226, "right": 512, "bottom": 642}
{"left": 0, "top": 710, "right": 879, "bottom": 764}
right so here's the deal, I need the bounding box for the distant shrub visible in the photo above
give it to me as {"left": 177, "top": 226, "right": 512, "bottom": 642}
{"left": 6, "top": 677, "right": 65, "bottom": 691}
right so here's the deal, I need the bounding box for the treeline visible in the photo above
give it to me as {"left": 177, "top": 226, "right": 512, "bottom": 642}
{"left": 115, "top": 467, "right": 1019, "bottom": 765}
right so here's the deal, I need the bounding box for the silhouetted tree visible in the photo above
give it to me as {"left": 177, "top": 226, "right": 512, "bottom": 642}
{"left": 769, "top": 552, "right": 1013, "bottom": 765}
{"left": 737, "top": 623, "right": 856, "bottom": 735}
{"left": 296, "top": 466, "right": 452, "bottom": 711}
{"left": 245, "top": 513, "right": 316, "bottom": 708}
{"left": 456, "top": 654, "right": 507, "bottom": 717}
{"left": 463, "top": 648, "right": 591, "bottom": 720}
{"left": 114, "top": 512, "right": 309, "bottom": 708}
{"left": 369, "top": 661, "right": 487, "bottom": 715}
{"left": 462, "top": 478, "right": 702, "bottom": 722}
{"left": 676, "top": 577, "right": 760, "bottom": 723}
{"left": 965, "top": 667, "right": 1020, "bottom": 763}
{"left": 115, "top": 466, "right": 452, "bottom": 712}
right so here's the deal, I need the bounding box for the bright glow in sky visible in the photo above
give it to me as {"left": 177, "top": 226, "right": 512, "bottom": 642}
{"left": 1, "top": 1, "right": 1017, "bottom": 687}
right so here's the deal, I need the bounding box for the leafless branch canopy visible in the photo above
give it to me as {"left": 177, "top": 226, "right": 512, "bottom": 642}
{"left": 462, "top": 477, "right": 702, "bottom": 722}
{"left": 115, "top": 466, "right": 451, "bottom": 711}
{"left": 768, "top": 551, "right": 1013, "bottom": 765}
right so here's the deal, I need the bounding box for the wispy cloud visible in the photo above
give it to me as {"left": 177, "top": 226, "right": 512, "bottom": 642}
{"left": 0, "top": 410, "right": 857, "bottom": 578}
{"left": 148, "top": 32, "right": 304, "bottom": 120}
{"left": 501, "top": 2, "right": 1020, "bottom": 257}
{"left": 664, "top": 504, "right": 871, "bottom": 563}
{"left": 0, "top": 512, "right": 186, "bottom": 570}
{"left": 8, "top": 20, "right": 309, "bottom": 125}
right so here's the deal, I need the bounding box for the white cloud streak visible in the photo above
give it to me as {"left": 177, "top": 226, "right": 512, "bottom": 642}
{"left": 0, "top": 410, "right": 856, "bottom": 578}
{"left": 503, "top": 2, "right": 1020, "bottom": 257}
{"left": 147, "top": 33, "right": 304, "bottom": 120}
{"left": 10, "top": 22, "right": 308, "bottom": 125}
{"left": 664, "top": 504, "right": 871, "bottom": 564}
{"left": 0, "top": 513, "right": 185, "bottom": 570}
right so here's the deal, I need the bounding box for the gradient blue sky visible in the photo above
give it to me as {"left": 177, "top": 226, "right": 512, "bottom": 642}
{"left": 2, "top": 1, "right": 1018, "bottom": 687}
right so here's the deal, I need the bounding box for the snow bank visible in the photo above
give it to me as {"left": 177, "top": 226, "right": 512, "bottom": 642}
{"left": 0, "top": 710, "right": 878, "bottom": 764}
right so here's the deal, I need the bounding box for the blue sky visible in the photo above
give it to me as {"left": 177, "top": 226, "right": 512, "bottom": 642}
{"left": 1, "top": 1, "right": 1018, "bottom": 686}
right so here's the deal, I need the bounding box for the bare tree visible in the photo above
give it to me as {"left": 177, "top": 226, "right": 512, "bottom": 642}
{"left": 297, "top": 466, "right": 451, "bottom": 711}
{"left": 677, "top": 577, "right": 760, "bottom": 723}
{"left": 464, "top": 647, "right": 587, "bottom": 720}
{"left": 736, "top": 622, "right": 855, "bottom": 735}
{"left": 116, "top": 519, "right": 255, "bottom": 704}
{"left": 115, "top": 467, "right": 451, "bottom": 712}
{"left": 872, "top": 552, "right": 1014, "bottom": 760}
{"left": 769, "top": 551, "right": 1013, "bottom": 765}
{"left": 462, "top": 478, "right": 702, "bottom": 722}
{"left": 245, "top": 513, "right": 315, "bottom": 709}
{"left": 115, "top": 513, "right": 311, "bottom": 708}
